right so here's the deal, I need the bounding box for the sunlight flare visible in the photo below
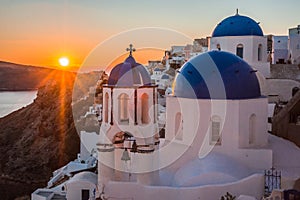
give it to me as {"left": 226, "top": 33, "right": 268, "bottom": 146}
{"left": 59, "top": 57, "right": 69, "bottom": 67}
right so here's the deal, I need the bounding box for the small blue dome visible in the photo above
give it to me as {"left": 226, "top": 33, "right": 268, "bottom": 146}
{"left": 173, "top": 51, "right": 261, "bottom": 99}
{"left": 161, "top": 74, "right": 169, "bottom": 79}
{"left": 108, "top": 55, "right": 151, "bottom": 86}
{"left": 212, "top": 14, "right": 263, "bottom": 37}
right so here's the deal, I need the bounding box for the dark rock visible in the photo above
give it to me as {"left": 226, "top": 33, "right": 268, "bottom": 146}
{"left": 0, "top": 72, "right": 79, "bottom": 200}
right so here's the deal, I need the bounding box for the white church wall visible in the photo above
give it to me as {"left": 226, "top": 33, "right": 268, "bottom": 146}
{"left": 136, "top": 87, "right": 158, "bottom": 140}
{"left": 210, "top": 36, "right": 252, "bottom": 61}
{"left": 251, "top": 36, "right": 268, "bottom": 64}
{"left": 98, "top": 147, "right": 115, "bottom": 184}
{"left": 104, "top": 174, "right": 265, "bottom": 200}
{"left": 210, "top": 36, "right": 268, "bottom": 63}
{"left": 165, "top": 96, "right": 272, "bottom": 172}
{"left": 164, "top": 97, "right": 205, "bottom": 172}
{"left": 210, "top": 36, "right": 270, "bottom": 77}
{"left": 112, "top": 88, "right": 135, "bottom": 127}
{"left": 165, "top": 96, "right": 180, "bottom": 141}
{"left": 211, "top": 98, "right": 272, "bottom": 170}
{"left": 103, "top": 87, "right": 158, "bottom": 143}
{"left": 211, "top": 100, "right": 239, "bottom": 149}
{"left": 231, "top": 97, "right": 272, "bottom": 169}
{"left": 238, "top": 98, "right": 268, "bottom": 148}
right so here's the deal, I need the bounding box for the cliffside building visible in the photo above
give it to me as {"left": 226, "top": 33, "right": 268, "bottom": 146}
{"left": 289, "top": 25, "right": 300, "bottom": 64}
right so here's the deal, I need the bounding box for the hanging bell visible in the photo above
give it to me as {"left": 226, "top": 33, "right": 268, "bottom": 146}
{"left": 131, "top": 140, "right": 137, "bottom": 153}
{"left": 121, "top": 148, "right": 130, "bottom": 161}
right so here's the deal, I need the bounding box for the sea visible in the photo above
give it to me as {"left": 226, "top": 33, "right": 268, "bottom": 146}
{"left": 0, "top": 91, "right": 37, "bottom": 118}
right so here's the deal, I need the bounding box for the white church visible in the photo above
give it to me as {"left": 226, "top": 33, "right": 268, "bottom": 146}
{"left": 208, "top": 10, "right": 270, "bottom": 78}
{"left": 96, "top": 50, "right": 271, "bottom": 200}
{"left": 32, "top": 12, "right": 300, "bottom": 200}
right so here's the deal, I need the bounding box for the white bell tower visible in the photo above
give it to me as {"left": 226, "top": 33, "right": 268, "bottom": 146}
{"left": 98, "top": 45, "right": 160, "bottom": 187}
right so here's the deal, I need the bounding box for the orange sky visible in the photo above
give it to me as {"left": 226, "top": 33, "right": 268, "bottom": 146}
{"left": 0, "top": 31, "right": 98, "bottom": 69}
{"left": 1, "top": 1, "right": 299, "bottom": 70}
{"left": 0, "top": 24, "right": 173, "bottom": 71}
{"left": 106, "top": 49, "right": 165, "bottom": 72}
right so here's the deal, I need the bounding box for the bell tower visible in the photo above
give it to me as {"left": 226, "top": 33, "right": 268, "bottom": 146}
{"left": 98, "top": 44, "right": 160, "bottom": 187}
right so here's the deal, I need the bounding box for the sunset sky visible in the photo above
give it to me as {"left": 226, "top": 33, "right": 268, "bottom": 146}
{"left": 1, "top": 0, "right": 299, "bottom": 71}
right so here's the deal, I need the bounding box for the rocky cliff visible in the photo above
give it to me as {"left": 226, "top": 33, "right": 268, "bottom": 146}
{"left": 0, "top": 70, "right": 99, "bottom": 199}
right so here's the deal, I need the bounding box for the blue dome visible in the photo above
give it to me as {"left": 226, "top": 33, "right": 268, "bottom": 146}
{"left": 173, "top": 51, "right": 261, "bottom": 99}
{"left": 212, "top": 14, "right": 263, "bottom": 37}
{"left": 108, "top": 55, "right": 151, "bottom": 86}
{"left": 161, "top": 74, "right": 169, "bottom": 79}
{"left": 154, "top": 68, "right": 162, "bottom": 72}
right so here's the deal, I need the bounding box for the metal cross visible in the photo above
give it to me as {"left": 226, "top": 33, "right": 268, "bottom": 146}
{"left": 126, "top": 44, "right": 136, "bottom": 56}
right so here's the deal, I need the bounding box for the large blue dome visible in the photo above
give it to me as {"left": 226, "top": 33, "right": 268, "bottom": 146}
{"left": 173, "top": 51, "right": 261, "bottom": 99}
{"left": 108, "top": 55, "right": 151, "bottom": 87}
{"left": 212, "top": 14, "right": 263, "bottom": 37}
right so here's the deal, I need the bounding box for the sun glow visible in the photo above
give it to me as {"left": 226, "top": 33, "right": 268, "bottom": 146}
{"left": 59, "top": 57, "right": 69, "bottom": 67}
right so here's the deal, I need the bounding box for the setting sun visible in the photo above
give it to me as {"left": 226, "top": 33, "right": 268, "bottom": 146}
{"left": 59, "top": 57, "right": 69, "bottom": 67}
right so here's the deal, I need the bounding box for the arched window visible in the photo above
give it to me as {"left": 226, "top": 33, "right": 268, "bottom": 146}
{"left": 217, "top": 44, "right": 221, "bottom": 51}
{"left": 104, "top": 92, "right": 109, "bottom": 123}
{"left": 258, "top": 44, "right": 262, "bottom": 61}
{"left": 210, "top": 116, "right": 221, "bottom": 145}
{"left": 236, "top": 44, "right": 244, "bottom": 58}
{"left": 141, "top": 93, "right": 149, "bottom": 124}
{"left": 249, "top": 114, "right": 256, "bottom": 145}
{"left": 118, "top": 93, "right": 129, "bottom": 124}
{"left": 175, "top": 112, "right": 183, "bottom": 140}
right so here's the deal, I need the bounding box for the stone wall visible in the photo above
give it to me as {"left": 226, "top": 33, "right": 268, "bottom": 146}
{"left": 267, "top": 79, "right": 300, "bottom": 102}
{"left": 270, "top": 64, "right": 300, "bottom": 81}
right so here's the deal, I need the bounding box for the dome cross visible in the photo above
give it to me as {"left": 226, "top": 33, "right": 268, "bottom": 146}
{"left": 126, "top": 44, "right": 136, "bottom": 56}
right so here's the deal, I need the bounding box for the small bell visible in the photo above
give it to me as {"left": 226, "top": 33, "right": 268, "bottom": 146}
{"left": 121, "top": 148, "right": 130, "bottom": 161}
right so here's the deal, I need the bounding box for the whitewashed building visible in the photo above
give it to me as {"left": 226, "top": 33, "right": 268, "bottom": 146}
{"left": 65, "top": 172, "right": 98, "bottom": 200}
{"left": 289, "top": 25, "right": 300, "bottom": 64}
{"left": 151, "top": 67, "right": 162, "bottom": 82}
{"left": 272, "top": 36, "right": 289, "bottom": 64}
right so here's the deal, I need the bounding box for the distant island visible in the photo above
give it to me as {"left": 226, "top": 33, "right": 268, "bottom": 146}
{"left": 0, "top": 61, "right": 79, "bottom": 91}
